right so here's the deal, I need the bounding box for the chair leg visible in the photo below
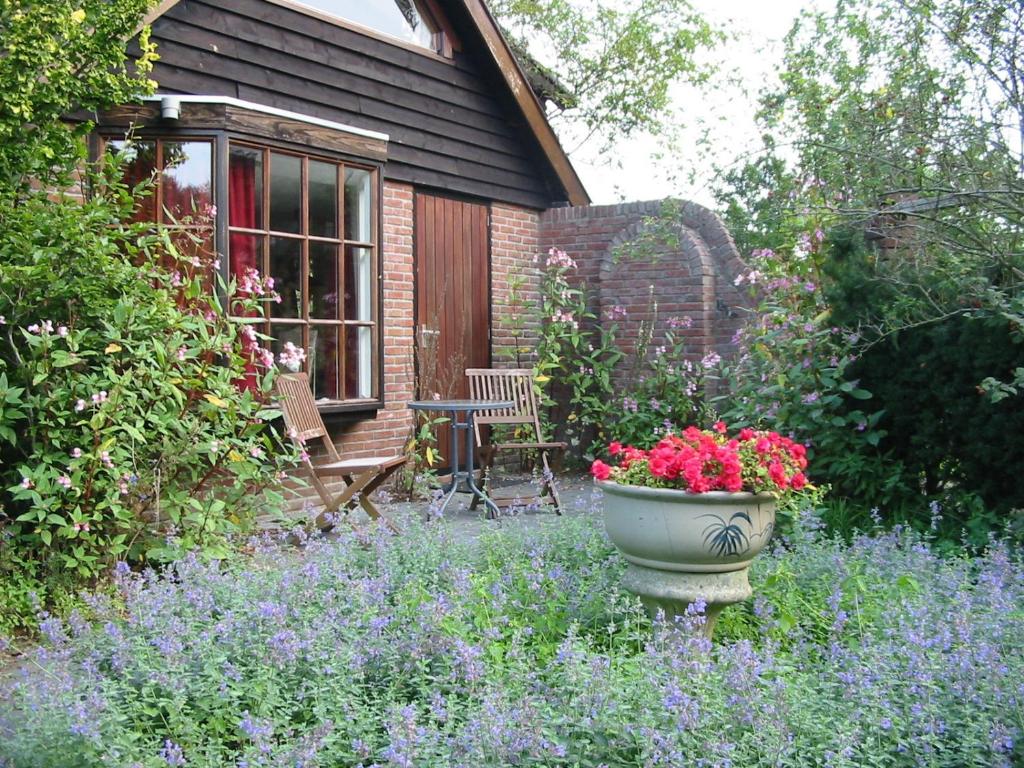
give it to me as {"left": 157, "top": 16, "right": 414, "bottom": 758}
{"left": 313, "top": 468, "right": 377, "bottom": 531}
{"left": 351, "top": 465, "right": 403, "bottom": 534}
{"left": 541, "top": 451, "right": 562, "bottom": 515}
{"left": 470, "top": 445, "right": 495, "bottom": 511}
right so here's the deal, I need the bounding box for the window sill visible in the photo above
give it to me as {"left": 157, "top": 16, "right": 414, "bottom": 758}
{"left": 317, "top": 399, "right": 383, "bottom": 418}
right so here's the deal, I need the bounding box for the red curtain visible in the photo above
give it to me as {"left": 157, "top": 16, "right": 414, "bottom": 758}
{"left": 229, "top": 154, "right": 261, "bottom": 392}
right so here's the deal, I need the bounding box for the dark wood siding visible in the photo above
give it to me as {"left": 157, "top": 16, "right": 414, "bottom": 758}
{"left": 138, "top": 0, "right": 566, "bottom": 209}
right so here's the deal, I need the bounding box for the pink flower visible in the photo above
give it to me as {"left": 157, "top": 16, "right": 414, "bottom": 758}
{"left": 75, "top": 399, "right": 86, "bottom": 412}
{"left": 177, "top": 347, "right": 187, "bottom": 361}
{"left": 545, "top": 248, "right": 577, "bottom": 270}
{"left": 277, "top": 341, "right": 307, "bottom": 372}
{"left": 590, "top": 460, "right": 612, "bottom": 481}
{"left": 57, "top": 325, "right": 68, "bottom": 337}
{"left": 71, "top": 447, "right": 83, "bottom": 458}
{"left": 249, "top": 446, "right": 264, "bottom": 459}
{"left": 58, "top": 475, "right": 72, "bottom": 489}
{"left": 20, "top": 477, "right": 32, "bottom": 489}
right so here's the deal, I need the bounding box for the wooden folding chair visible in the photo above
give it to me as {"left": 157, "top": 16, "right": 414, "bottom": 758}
{"left": 465, "top": 368, "right": 565, "bottom": 513}
{"left": 275, "top": 373, "right": 405, "bottom": 532}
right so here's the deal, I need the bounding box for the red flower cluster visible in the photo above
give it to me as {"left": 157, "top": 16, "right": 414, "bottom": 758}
{"left": 591, "top": 423, "right": 809, "bottom": 496}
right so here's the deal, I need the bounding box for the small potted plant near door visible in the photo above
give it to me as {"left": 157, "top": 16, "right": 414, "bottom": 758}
{"left": 592, "top": 422, "right": 809, "bottom": 636}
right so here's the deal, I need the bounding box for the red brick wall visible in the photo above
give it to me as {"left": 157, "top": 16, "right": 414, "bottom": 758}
{"left": 490, "top": 203, "right": 542, "bottom": 368}
{"left": 539, "top": 200, "right": 749, "bottom": 376}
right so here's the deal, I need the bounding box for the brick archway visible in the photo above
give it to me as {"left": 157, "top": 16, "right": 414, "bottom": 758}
{"left": 539, "top": 198, "right": 750, "bottom": 383}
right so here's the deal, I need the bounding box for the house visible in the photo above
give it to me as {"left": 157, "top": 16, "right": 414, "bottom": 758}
{"left": 97, "top": 0, "right": 746, "bottom": 470}
{"left": 95, "top": 0, "right": 589, "bottom": 463}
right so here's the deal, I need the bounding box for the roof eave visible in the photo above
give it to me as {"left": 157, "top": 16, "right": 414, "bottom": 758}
{"left": 458, "top": 0, "right": 589, "bottom": 206}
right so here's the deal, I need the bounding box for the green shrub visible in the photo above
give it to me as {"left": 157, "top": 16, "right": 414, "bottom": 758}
{"left": 0, "top": 177, "right": 298, "bottom": 583}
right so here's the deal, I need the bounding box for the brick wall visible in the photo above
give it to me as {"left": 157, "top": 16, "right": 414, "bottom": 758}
{"left": 490, "top": 203, "right": 542, "bottom": 368}
{"left": 539, "top": 200, "right": 749, "bottom": 378}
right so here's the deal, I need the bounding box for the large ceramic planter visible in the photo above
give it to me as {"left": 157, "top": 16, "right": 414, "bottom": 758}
{"left": 598, "top": 481, "right": 776, "bottom": 636}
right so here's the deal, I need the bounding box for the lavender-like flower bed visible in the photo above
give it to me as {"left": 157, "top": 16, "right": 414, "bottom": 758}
{"left": 1, "top": 514, "right": 1022, "bottom": 767}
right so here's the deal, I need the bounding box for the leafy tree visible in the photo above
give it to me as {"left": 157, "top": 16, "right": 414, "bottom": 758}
{"left": 0, "top": 1, "right": 296, "bottom": 630}
{"left": 0, "top": 0, "right": 158, "bottom": 189}
{"left": 717, "top": 0, "right": 1023, "bottom": 338}
{"left": 713, "top": 0, "right": 1024, "bottom": 531}
{"left": 492, "top": 0, "right": 721, "bottom": 151}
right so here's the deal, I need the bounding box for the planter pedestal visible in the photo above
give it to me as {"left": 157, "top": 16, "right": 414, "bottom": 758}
{"left": 621, "top": 564, "right": 752, "bottom": 637}
{"left": 599, "top": 482, "right": 775, "bottom": 638}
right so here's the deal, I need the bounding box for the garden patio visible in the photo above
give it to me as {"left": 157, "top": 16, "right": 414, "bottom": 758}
{"left": 2, "top": 0, "right": 1024, "bottom": 765}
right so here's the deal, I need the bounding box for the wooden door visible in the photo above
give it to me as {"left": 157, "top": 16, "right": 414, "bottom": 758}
{"left": 414, "top": 192, "right": 490, "bottom": 469}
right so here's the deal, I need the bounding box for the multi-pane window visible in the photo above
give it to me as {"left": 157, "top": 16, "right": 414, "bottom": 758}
{"left": 228, "top": 144, "right": 378, "bottom": 403}
{"left": 106, "top": 135, "right": 380, "bottom": 407}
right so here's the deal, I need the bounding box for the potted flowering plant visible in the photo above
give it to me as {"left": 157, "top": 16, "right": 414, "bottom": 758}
{"left": 592, "top": 422, "right": 809, "bottom": 635}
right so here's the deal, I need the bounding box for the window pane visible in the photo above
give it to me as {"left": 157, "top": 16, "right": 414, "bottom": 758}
{"left": 310, "top": 326, "right": 340, "bottom": 400}
{"left": 344, "top": 246, "right": 373, "bottom": 321}
{"left": 308, "top": 160, "right": 338, "bottom": 238}
{"left": 344, "top": 168, "right": 372, "bottom": 242}
{"left": 302, "top": 0, "right": 437, "bottom": 49}
{"left": 270, "top": 153, "right": 302, "bottom": 233}
{"left": 269, "top": 237, "right": 302, "bottom": 318}
{"left": 162, "top": 142, "right": 213, "bottom": 222}
{"left": 345, "top": 325, "right": 374, "bottom": 399}
{"left": 109, "top": 140, "right": 157, "bottom": 222}
{"left": 229, "top": 146, "right": 263, "bottom": 229}
{"left": 309, "top": 242, "right": 339, "bottom": 319}
{"left": 229, "top": 234, "right": 264, "bottom": 280}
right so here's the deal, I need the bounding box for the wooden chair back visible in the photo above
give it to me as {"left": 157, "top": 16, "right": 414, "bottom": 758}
{"left": 465, "top": 368, "right": 544, "bottom": 447}
{"left": 275, "top": 372, "right": 340, "bottom": 462}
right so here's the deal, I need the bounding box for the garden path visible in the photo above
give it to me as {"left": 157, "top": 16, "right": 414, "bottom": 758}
{"left": 265, "top": 472, "right": 602, "bottom": 545}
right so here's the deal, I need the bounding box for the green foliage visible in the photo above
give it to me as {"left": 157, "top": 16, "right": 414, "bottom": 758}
{"left": 0, "top": 2, "right": 298, "bottom": 625}
{"left": 847, "top": 314, "right": 1024, "bottom": 516}
{"left": 492, "top": 0, "right": 720, "bottom": 149}
{"left": 535, "top": 248, "right": 623, "bottom": 455}
{"left": 712, "top": 1, "right": 1024, "bottom": 538}
{"left": 0, "top": 0, "right": 158, "bottom": 189}
{"left": 0, "top": 177, "right": 298, "bottom": 581}
{"left": 604, "top": 314, "right": 712, "bottom": 448}
{"left": 714, "top": 189, "right": 899, "bottom": 505}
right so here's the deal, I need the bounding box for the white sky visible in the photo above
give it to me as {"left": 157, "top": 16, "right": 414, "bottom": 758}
{"left": 568, "top": 0, "right": 829, "bottom": 207}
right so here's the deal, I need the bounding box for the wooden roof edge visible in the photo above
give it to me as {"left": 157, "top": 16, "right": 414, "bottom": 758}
{"left": 459, "top": 0, "right": 589, "bottom": 206}
{"left": 135, "top": 0, "right": 182, "bottom": 36}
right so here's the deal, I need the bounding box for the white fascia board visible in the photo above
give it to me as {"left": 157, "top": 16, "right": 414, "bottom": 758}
{"left": 140, "top": 94, "right": 389, "bottom": 143}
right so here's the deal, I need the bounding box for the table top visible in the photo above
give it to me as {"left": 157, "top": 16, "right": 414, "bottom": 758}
{"left": 407, "top": 399, "right": 514, "bottom": 412}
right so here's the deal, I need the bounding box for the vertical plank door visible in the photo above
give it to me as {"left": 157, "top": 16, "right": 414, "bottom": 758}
{"left": 414, "top": 192, "right": 490, "bottom": 470}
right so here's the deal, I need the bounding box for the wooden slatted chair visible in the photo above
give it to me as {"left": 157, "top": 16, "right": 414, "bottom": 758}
{"left": 465, "top": 368, "right": 565, "bottom": 513}
{"left": 276, "top": 372, "right": 404, "bottom": 532}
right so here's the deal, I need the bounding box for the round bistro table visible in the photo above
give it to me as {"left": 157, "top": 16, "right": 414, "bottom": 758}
{"left": 407, "top": 399, "right": 514, "bottom": 518}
